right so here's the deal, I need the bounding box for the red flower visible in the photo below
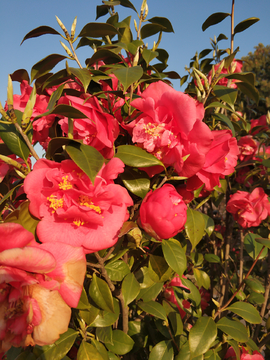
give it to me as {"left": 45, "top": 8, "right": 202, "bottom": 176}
{"left": 227, "top": 187, "right": 270, "bottom": 228}
{"left": 139, "top": 184, "right": 187, "bottom": 240}
{"left": 238, "top": 135, "right": 258, "bottom": 162}
{"left": 164, "top": 275, "right": 190, "bottom": 319}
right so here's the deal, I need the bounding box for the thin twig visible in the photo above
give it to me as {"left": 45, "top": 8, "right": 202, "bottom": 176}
{"left": 13, "top": 122, "right": 40, "bottom": 161}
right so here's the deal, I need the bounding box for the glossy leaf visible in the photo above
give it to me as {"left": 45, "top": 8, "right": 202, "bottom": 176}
{"left": 227, "top": 340, "right": 241, "bottom": 360}
{"left": 105, "top": 330, "right": 134, "bottom": 355}
{"left": 91, "top": 339, "right": 109, "bottom": 360}
{"left": 149, "top": 340, "right": 173, "bottom": 360}
{"left": 127, "top": 40, "right": 144, "bottom": 55}
{"left": 122, "top": 273, "right": 141, "bottom": 305}
{"left": 67, "top": 67, "right": 92, "bottom": 93}
{"left": 86, "top": 49, "right": 124, "bottom": 67}
{"left": 76, "top": 287, "right": 91, "bottom": 310}
{"left": 113, "top": 65, "right": 143, "bottom": 92}
{"left": 4, "top": 201, "right": 39, "bottom": 235}
{"left": 10, "top": 69, "right": 30, "bottom": 83}
{"left": 120, "top": 168, "right": 150, "bottom": 199}
{"left": 248, "top": 292, "right": 265, "bottom": 305}
{"left": 193, "top": 268, "right": 210, "bottom": 290}
{"left": 236, "top": 81, "right": 259, "bottom": 103}
{"left": 115, "top": 145, "right": 165, "bottom": 168}
{"left": 119, "top": 0, "right": 137, "bottom": 13}
{"left": 21, "top": 25, "right": 60, "bottom": 44}
{"left": 202, "top": 12, "right": 231, "bottom": 31}
{"left": 148, "top": 17, "right": 174, "bottom": 32}
{"left": 213, "top": 85, "right": 238, "bottom": 106}
{"left": 204, "top": 254, "right": 221, "bottom": 263}
{"left": 185, "top": 208, "right": 205, "bottom": 250}
{"left": 180, "top": 278, "right": 201, "bottom": 307}
{"left": 89, "top": 273, "right": 114, "bottom": 313}
{"left": 0, "top": 184, "right": 21, "bottom": 208}
{"left": 226, "top": 302, "right": 261, "bottom": 324}
{"left": 142, "top": 49, "right": 159, "bottom": 66}
{"left": 47, "top": 84, "right": 65, "bottom": 112}
{"left": 189, "top": 317, "right": 217, "bottom": 356}
{"left": 31, "top": 54, "right": 67, "bottom": 82}
{"left": 79, "top": 22, "right": 118, "bottom": 37}
{"left": 212, "top": 113, "right": 235, "bottom": 136}
{"left": 162, "top": 238, "right": 186, "bottom": 277}
{"left": 90, "top": 298, "right": 120, "bottom": 327}
{"left": 204, "top": 350, "right": 221, "bottom": 360}
{"left": 245, "top": 277, "right": 265, "bottom": 294}
{"left": 254, "top": 237, "right": 270, "bottom": 250}
{"left": 35, "top": 104, "right": 88, "bottom": 120}
{"left": 36, "top": 328, "right": 78, "bottom": 360}
{"left": 77, "top": 341, "right": 104, "bottom": 360}
{"left": 217, "top": 317, "right": 248, "bottom": 342}
{"left": 202, "top": 214, "right": 215, "bottom": 236}
{"left": 148, "top": 255, "right": 172, "bottom": 283}
{"left": 105, "top": 260, "right": 130, "bottom": 281}
{"left": 141, "top": 23, "right": 165, "bottom": 39}
{"left": 244, "top": 232, "right": 268, "bottom": 260}
{"left": 0, "top": 110, "right": 32, "bottom": 162}
{"left": 66, "top": 142, "right": 104, "bottom": 185}
{"left": 96, "top": 326, "right": 113, "bottom": 345}
{"left": 138, "top": 301, "right": 167, "bottom": 322}
{"left": 234, "top": 17, "right": 260, "bottom": 35}
{"left": 137, "top": 282, "right": 163, "bottom": 302}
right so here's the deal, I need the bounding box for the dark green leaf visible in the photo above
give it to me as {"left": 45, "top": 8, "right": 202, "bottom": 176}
{"left": 138, "top": 282, "right": 163, "bottom": 302}
{"left": 122, "top": 273, "right": 140, "bottom": 305}
{"left": 142, "top": 49, "right": 159, "bottom": 66}
{"left": 36, "top": 328, "right": 78, "bottom": 360}
{"left": 217, "top": 318, "right": 248, "bottom": 342}
{"left": 127, "top": 40, "right": 144, "bottom": 55}
{"left": 226, "top": 302, "right": 261, "bottom": 324}
{"left": 237, "top": 81, "right": 259, "bottom": 103}
{"left": 31, "top": 54, "right": 67, "bottom": 82}
{"left": 113, "top": 66, "right": 143, "bottom": 92}
{"left": 105, "top": 260, "right": 130, "bottom": 281}
{"left": 213, "top": 85, "right": 238, "bottom": 106}
{"left": 10, "top": 69, "right": 30, "bottom": 83}
{"left": 212, "top": 113, "right": 235, "bottom": 136}
{"left": 119, "top": 0, "right": 137, "bottom": 13}
{"left": 120, "top": 168, "right": 150, "bottom": 198}
{"left": 96, "top": 5, "right": 110, "bottom": 20}
{"left": 245, "top": 277, "right": 265, "bottom": 294}
{"left": 89, "top": 273, "right": 114, "bottom": 313}
{"left": 79, "top": 22, "right": 118, "bottom": 38}
{"left": 66, "top": 142, "right": 104, "bottom": 185}
{"left": 204, "top": 350, "right": 221, "bottom": 360}
{"left": 148, "top": 255, "right": 172, "bottom": 283}
{"left": 189, "top": 317, "right": 217, "bottom": 356}
{"left": 76, "top": 37, "right": 103, "bottom": 49}
{"left": 105, "top": 330, "right": 134, "bottom": 355}
{"left": 149, "top": 340, "right": 173, "bottom": 360}
{"left": 179, "top": 278, "right": 201, "bottom": 307}
{"left": 15, "top": 351, "right": 36, "bottom": 360}
{"left": 76, "top": 287, "right": 91, "bottom": 310}
{"left": 91, "top": 339, "right": 109, "bottom": 360}
{"left": 202, "top": 214, "right": 215, "bottom": 236}
{"left": 234, "top": 18, "right": 260, "bottom": 35}
{"left": 217, "top": 33, "right": 228, "bottom": 42}
{"left": 115, "top": 145, "right": 165, "bottom": 168}
{"left": 46, "top": 137, "right": 72, "bottom": 159}
{"left": 96, "top": 326, "right": 113, "bottom": 345}
{"left": 4, "top": 201, "right": 39, "bottom": 235}
{"left": 0, "top": 184, "right": 21, "bottom": 208}
{"left": 21, "top": 26, "right": 60, "bottom": 45}
{"left": 141, "top": 24, "right": 165, "bottom": 39}
{"left": 138, "top": 301, "right": 167, "bottom": 322}
{"left": 67, "top": 67, "right": 92, "bottom": 93}
{"left": 148, "top": 17, "right": 174, "bottom": 33}
{"left": 248, "top": 292, "right": 265, "bottom": 305}
{"left": 193, "top": 269, "right": 210, "bottom": 290}
{"left": 162, "top": 238, "right": 186, "bottom": 277}
{"left": 227, "top": 340, "right": 241, "bottom": 360}
{"left": 199, "top": 49, "right": 212, "bottom": 59}
{"left": 86, "top": 49, "right": 124, "bottom": 67}
{"left": 77, "top": 341, "right": 104, "bottom": 360}
{"left": 47, "top": 84, "right": 65, "bottom": 112}
{"left": 185, "top": 208, "right": 205, "bottom": 250}
{"left": 204, "top": 254, "right": 221, "bottom": 263}
{"left": 244, "top": 232, "right": 268, "bottom": 260}
{"left": 254, "top": 237, "right": 270, "bottom": 250}
{"left": 90, "top": 298, "right": 120, "bottom": 327}
{"left": 202, "top": 12, "right": 230, "bottom": 31}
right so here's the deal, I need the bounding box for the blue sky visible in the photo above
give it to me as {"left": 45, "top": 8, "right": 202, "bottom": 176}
{"left": 0, "top": 0, "right": 270, "bottom": 104}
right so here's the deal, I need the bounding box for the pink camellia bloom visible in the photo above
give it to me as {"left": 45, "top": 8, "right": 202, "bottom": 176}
{"left": 58, "top": 94, "right": 119, "bottom": 159}
{"left": 139, "top": 184, "right": 187, "bottom": 240}
{"left": 224, "top": 346, "right": 264, "bottom": 360}
{"left": 187, "top": 130, "right": 239, "bottom": 191}
{"left": 24, "top": 158, "right": 133, "bottom": 252}
{"left": 238, "top": 135, "right": 258, "bottom": 161}
{"left": 250, "top": 115, "right": 268, "bottom": 135}
{"left": 207, "top": 59, "right": 243, "bottom": 89}
{"left": 227, "top": 187, "right": 270, "bottom": 228}
{"left": 0, "top": 223, "right": 86, "bottom": 353}
{"left": 164, "top": 275, "right": 190, "bottom": 319}
{"left": 127, "top": 81, "right": 213, "bottom": 178}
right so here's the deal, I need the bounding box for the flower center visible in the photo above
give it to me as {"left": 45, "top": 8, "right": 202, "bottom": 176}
{"left": 58, "top": 175, "right": 72, "bottom": 190}
{"left": 47, "top": 195, "right": 64, "bottom": 213}
{"left": 77, "top": 195, "right": 101, "bottom": 214}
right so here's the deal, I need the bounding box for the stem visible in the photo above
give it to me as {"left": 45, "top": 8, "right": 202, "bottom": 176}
{"left": 13, "top": 122, "right": 39, "bottom": 161}
{"left": 214, "top": 246, "right": 265, "bottom": 320}
{"left": 94, "top": 252, "right": 115, "bottom": 292}
{"left": 0, "top": 154, "right": 29, "bottom": 175}
{"left": 230, "top": 0, "right": 235, "bottom": 54}
{"left": 68, "top": 39, "right": 83, "bottom": 69}
{"left": 239, "top": 229, "right": 244, "bottom": 284}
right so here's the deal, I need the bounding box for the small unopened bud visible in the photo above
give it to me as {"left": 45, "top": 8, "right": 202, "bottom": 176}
{"left": 195, "top": 86, "right": 202, "bottom": 102}
{"left": 71, "top": 16, "right": 77, "bottom": 41}
{"left": 266, "top": 111, "right": 270, "bottom": 125}
{"left": 7, "top": 75, "right": 13, "bottom": 108}
{"left": 56, "top": 16, "right": 70, "bottom": 39}
{"left": 134, "top": 19, "right": 138, "bottom": 32}
{"left": 60, "top": 41, "right": 73, "bottom": 58}
{"left": 142, "top": 3, "right": 148, "bottom": 20}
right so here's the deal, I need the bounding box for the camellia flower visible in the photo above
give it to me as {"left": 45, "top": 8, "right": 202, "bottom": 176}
{"left": 0, "top": 223, "right": 86, "bottom": 353}
{"left": 238, "top": 135, "right": 258, "bottom": 162}
{"left": 24, "top": 158, "right": 133, "bottom": 252}
{"left": 58, "top": 94, "right": 119, "bottom": 159}
{"left": 250, "top": 115, "right": 268, "bottom": 135}
{"left": 164, "top": 275, "right": 190, "bottom": 319}
{"left": 139, "top": 184, "right": 187, "bottom": 240}
{"left": 227, "top": 187, "right": 270, "bottom": 228}
{"left": 127, "top": 81, "right": 213, "bottom": 178}
{"left": 224, "top": 346, "right": 264, "bottom": 360}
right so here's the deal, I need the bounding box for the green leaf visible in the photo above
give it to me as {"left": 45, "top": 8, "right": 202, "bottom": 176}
{"left": 245, "top": 277, "right": 265, "bottom": 294}
{"left": 185, "top": 208, "right": 205, "bottom": 250}
{"left": 234, "top": 17, "right": 260, "bottom": 35}
{"left": 227, "top": 340, "right": 241, "bottom": 360}
{"left": 244, "top": 232, "right": 268, "bottom": 260}
{"left": 149, "top": 340, "right": 173, "bottom": 360}
{"left": 36, "top": 328, "right": 78, "bottom": 360}
{"left": 122, "top": 273, "right": 140, "bottom": 305}
{"left": 10, "top": 69, "right": 30, "bottom": 83}
{"left": 138, "top": 282, "right": 163, "bottom": 302}
{"left": 213, "top": 85, "right": 238, "bottom": 106}
{"left": 77, "top": 341, "right": 104, "bottom": 360}
{"left": 90, "top": 298, "right": 120, "bottom": 327}
{"left": 0, "top": 110, "right": 32, "bottom": 162}
{"left": 148, "top": 17, "right": 174, "bottom": 32}
{"left": 226, "top": 302, "right": 261, "bottom": 324}
{"left": 141, "top": 23, "right": 165, "bottom": 39}
{"left": 4, "top": 201, "right": 39, "bottom": 235}
{"left": 202, "top": 12, "right": 231, "bottom": 31}
{"left": 202, "top": 214, "right": 215, "bottom": 236}
{"left": 86, "top": 49, "right": 124, "bottom": 67}
{"left": 212, "top": 113, "right": 235, "bottom": 136}
{"left": 162, "top": 238, "right": 186, "bottom": 277}
{"left": 96, "top": 326, "right": 113, "bottom": 345}
{"left": 31, "top": 54, "right": 67, "bottom": 82}
{"left": 47, "top": 84, "right": 65, "bottom": 112}
{"left": 217, "top": 317, "right": 248, "bottom": 342}
{"left": 79, "top": 22, "right": 118, "bottom": 37}
{"left": 6, "top": 347, "right": 23, "bottom": 360}
{"left": 248, "top": 292, "right": 265, "bottom": 305}
{"left": 204, "top": 350, "right": 221, "bottom": 360}
{"left": 127, "top": 40, "right": 144, "bottom": 55}
{"left": 91, "top": 339, "right": 109, "bottom": 360}
{"left": 105, "top": 330, "right": 134, "bottom": 355}
{"left": 105, "top": 260, "right": 130, "bottom": 281}
{"left": 21, "top": 25, "right": 61, "bottom": 44}
{"left": 35, "top": 104, "right": 88, "bottom": 120}
{"left": 142, "top": 49, "right": 159, "bottom": 66}
{"left": 67, "top": 67, "right": 92, "bottom": 93}
{"left": 178, "top": 278, "right": 201, "bottom": 307}
{"left": 89, "top": 273, "right": 114, "bottom": 313}
{"left": 115, "top": 145, "right": 165, "bottom": 168}
{"left": 236, "top": 81, "right": 259, "bottom": 103}
{"left": 66, "top": 142, "right": 104, "bottom": 185}
{"left": 120, "top": 168, "right": 150, "bottom": 199}
{"left": 76, "top": 287, "right": 91, "bottom": 310}
{"left": 0, "top": 184, "right": 21, "bottom": 208}
{"left": 254, "top": 237, "right": 270, "bottom": 250}
{"left": 189, "top": 317, "right": 217, "bottom": 356}
{"left": 113, "top": 66, "right": 143, "bottom": 92}
{"left": 193, "top": 268, "right": 210, "bottom": 290}
{"left": 138, "top": 301, "right": 167, "bottom": 322}
{"left": 119, "top": 0, "right": 137, "bottom": 13}
{"left": 204, "top": 254, "right": 221, "bottom": 263}
{"left": 148, "top": 255, "right": 172, "bottom": 283}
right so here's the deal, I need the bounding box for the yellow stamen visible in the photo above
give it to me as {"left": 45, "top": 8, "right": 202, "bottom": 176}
{"left": 78, "top": 194, "right": 101, "bottom": 214}
{"left": 47, "top": 195, "right": 64, "bottom": 213}
{"left": 58, "top": 175, "right": 72, "bottom": 190}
